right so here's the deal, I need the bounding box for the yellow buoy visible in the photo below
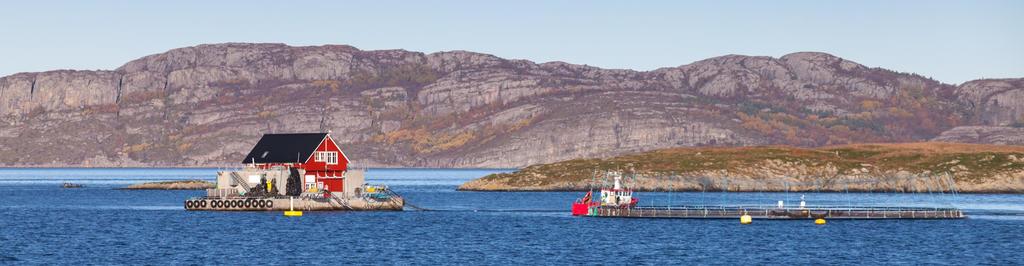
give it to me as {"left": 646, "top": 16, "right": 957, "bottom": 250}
{"left": 814, "top": 218, "right": 826, "bottom": 225}
{"left": 740, "top": 214, "right": 752, "bottom": 224}
{"left": 283, "top": 196, "right": 302, "bottom": 217}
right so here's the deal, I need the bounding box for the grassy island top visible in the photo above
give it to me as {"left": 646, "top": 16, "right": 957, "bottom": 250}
{"left": 460, "top": 142, "right": 1024, "bottom": 193}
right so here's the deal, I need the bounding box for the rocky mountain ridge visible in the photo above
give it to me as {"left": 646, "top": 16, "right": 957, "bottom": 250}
{"left": 0, "top": 43, "right": 1021, "bottom": 167}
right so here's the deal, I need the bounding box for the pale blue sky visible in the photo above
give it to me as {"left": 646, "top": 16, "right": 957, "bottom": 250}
{"left": 1, "top": 0, "right": 1020, "bottom": 84}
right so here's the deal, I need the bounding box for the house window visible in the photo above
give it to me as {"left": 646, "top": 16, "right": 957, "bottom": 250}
{"left": 316, "top": 151, "right": 338, "bottom": 164}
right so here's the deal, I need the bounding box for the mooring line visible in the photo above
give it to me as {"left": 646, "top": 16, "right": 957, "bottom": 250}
{"left": 402, "top": 204, "right": 563, "bottom": 213}
{"left": 403, "top": 202, "right": 432, "bottom": 211}
{"left": 429, "top": 209, "right": 565, "bottom": 213}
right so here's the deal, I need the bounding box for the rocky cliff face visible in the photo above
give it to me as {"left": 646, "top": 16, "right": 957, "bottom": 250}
{"left": 0, "top": 43, "right": 1021, "bottom": 167}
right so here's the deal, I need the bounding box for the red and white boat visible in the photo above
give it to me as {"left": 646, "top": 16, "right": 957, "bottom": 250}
{"left": 571, "top": 172, "right": 638, "bottom": 216}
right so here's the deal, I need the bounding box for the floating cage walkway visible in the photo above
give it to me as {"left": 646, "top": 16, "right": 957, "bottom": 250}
{"left": 587, "top": 205, "right": 964, "bottom": 219}
{"left": 576, "top": 170, "right": 968, "bottom": 220}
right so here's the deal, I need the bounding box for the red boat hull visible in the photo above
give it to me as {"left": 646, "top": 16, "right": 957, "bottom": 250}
{"left": 572, "top": 202, "right": 592, "bottom": 216}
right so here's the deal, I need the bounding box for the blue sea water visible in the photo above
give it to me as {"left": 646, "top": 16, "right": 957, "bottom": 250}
{"left": 0, "top": 168, "right": 1022, "bottom": 264}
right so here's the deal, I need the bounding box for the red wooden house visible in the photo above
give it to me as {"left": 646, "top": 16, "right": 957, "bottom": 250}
{"left": 241, "top": 133, "right": 350, "bottom": 193}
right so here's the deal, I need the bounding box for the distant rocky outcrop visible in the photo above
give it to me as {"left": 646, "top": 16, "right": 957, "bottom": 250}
{"left": 952, "top": 78, "right": 1024, "bottom": 126}
{"left": 932, "top": 126, "right": 1024, "bottom": 145}
{"left": 121, "top": 180, "right": 214, "bottom": 190}
{"left": 0, "top": 43, "right": 1021, "bottom": 167}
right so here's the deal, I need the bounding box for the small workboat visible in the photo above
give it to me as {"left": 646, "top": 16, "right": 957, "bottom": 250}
{"left": 571, "top": 172, "right": 636, "bottom": 216}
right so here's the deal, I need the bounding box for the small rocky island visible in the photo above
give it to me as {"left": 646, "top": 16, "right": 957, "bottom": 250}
{"left": 121, "top": 180, "right": 215, "bottom": 190}
{"left": 459, "top": 142, "right": 1024, "bottom": 193}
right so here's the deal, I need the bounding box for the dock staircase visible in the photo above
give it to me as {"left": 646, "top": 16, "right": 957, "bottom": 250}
{"left": 228, "top": 172, "right": 252, "bottom": 194}
{"left": 329, "top": 192, "right": 353, "bottom": 210}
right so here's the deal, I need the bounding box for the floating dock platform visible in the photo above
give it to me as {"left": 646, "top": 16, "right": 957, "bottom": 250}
{"left": 184, "top": 195, "right": 403, "bottom": 212}
{"left": 184, "top": 166, "right": 405, "bottom": 212}
{"left": 186, "top": 132, "right": 406, "bottom": 212}
{"left": 583, "top": 205, "right": 965, "bottom": 219}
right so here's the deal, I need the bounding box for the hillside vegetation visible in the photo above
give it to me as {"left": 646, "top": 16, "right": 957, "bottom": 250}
{"left": 459, "top": 142, "right": 1024, "bottom": 193}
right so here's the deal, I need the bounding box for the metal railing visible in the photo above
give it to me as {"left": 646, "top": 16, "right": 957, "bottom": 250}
{"left": 228, "top": 172, "right": 252, "bottom": 194}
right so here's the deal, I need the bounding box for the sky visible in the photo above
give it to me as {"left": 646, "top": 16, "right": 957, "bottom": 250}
{"left": 0, "top": 0, "right": 1021, "bottom": 84}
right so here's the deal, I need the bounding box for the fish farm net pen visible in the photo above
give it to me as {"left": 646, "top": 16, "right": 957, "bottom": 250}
{"left": 571, "top": 171, "right": 965, "bottom": 219}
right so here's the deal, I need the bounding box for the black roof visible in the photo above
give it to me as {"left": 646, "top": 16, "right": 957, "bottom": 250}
{"left": 241, "top": 133, "right": 329, "bottom": 164}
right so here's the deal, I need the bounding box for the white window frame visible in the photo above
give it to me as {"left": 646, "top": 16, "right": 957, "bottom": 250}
{"left": 315, "top": 151, "right": 338, "bottom": 165}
